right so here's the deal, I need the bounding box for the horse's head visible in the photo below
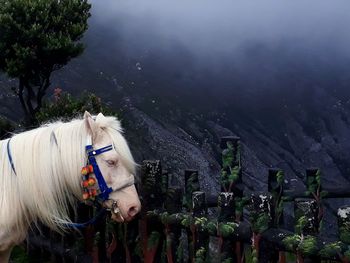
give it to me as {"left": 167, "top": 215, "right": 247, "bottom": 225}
{"left": 84, "top": 112, "right": 141, "bottom": 222}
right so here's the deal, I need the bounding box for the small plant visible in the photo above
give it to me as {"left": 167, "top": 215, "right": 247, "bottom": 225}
{"left": 145, "top": 231, "right": 161, "bottom": 262}
{"left": 10, "top": 246, "right": 30, "bottom": 263}
{"left": 36, "top": 89, "right": 118, "bottom": 124}
{"left": 305, "top": 169, "right": 326, "bottom": 229}
{"left": 218, "top": 222, "right": 238, "bottom": 238}
{"left": 339, "top": 222, "right": 350, "bottom": 244}
{"left": 319, "top": 241, "right": 342, "bottom": 258}
{"left": 270, "top": 170, "right": 284, "bottom": 227}
{"left": 298, "top": 236, "right": 317, "bottom": 256}
{"left": 194, "top": 247, "right": 206, "bottom": 263}
{"left": 235, "top": 196, "right": 249, "bottom": 221}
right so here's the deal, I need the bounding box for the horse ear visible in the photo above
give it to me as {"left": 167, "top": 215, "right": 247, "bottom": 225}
{"left": 96, "top": 112, "right": 105, "bottom": 122}
{"left": 84, "top": 111, "right": 98, "bottom": 138}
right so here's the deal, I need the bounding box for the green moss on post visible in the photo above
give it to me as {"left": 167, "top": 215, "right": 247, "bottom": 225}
{"left": 305, "top": 168, "right": 325, "bottom": 231}
{"left": 294, "top": 199, "right": 319, "bottom": 235}
{"left": 218, "top": 192, "right": 235, "bottom": 222}
{"left": 217, "top": 192, "right": 237, "bottom": 262}
{"left": 319, "top": 241, "right": 343, "bottom": 260}
{"left": 192, "top": 191, "right": 207, "bottom": 217}
{"left": 249, "top": 193, "right": 274, "bottom": 263}
{"left": 305, "top": 169, "right": 322, "bottom": 196}
{"left": 220, "top": 136, "right": 243, "bottom": 196}
{"left": 192, "top": 191, "right": 209, "bottom": 262}
{"left": 250, "top": 193, "right": 273, "bottom": 231}
{"left": 268, "top": 169, "right": 285, "bottom": 263}
{"left": 268, "top": 169, "right": 284, "bottom": 227}
{"left": 338, "top": 206, "right": 350, "bottom": 244}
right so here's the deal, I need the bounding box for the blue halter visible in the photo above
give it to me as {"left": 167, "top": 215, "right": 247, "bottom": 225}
{"left": 85, "top": 144, "right": 114, "bottom": 201}
{"left": 66, "top": 143, "right": 115, "bottom": 229}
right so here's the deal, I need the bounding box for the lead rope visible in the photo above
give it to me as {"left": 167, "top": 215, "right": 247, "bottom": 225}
{"left": 65, "top": 206, "right": 107, "bottom": 229}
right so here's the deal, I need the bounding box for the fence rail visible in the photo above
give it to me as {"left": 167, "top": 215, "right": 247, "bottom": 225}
{"left": 22, "top": 136, "right": 350, "bottom": 263}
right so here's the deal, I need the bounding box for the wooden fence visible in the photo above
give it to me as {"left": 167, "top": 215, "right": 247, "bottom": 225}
{"left": 23, "top": 136, "right": 350, "bottom": 263}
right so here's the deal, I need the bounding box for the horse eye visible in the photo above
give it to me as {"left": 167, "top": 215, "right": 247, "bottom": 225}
{"left": 106, "top": 160, "right": 118, "bottom": 167}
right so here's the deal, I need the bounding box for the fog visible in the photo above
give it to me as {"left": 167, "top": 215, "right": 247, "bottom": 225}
{"left": 80, "top": 0, "right": 350, "bottom": 114}
{"left": 90, "top": 0, "right": 350, "bottom": 60}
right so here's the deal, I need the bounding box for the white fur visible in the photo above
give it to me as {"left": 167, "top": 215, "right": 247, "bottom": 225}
{"left": 0, "top": 113, "right": 136, "bottom": 243}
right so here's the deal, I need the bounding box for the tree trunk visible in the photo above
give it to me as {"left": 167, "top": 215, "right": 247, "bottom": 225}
{"left": 34, "top": 76, "right": 50, "bottom": 114}
{"left": 296, "top": 252, "right": 304, "bottom": 263}
{"left": 17, "top": 74, "right": 51, "bottom": 126}
{"left": 278, "top": 251, "right": 286, "bottom": 263}
{"left": 18, "top": 77, "right": 32, "bottom": 125}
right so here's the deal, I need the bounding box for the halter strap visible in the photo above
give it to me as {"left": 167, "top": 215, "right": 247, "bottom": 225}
{"left": 7, "top": 138, "right": 16, "bottom": 175}
{"left": 87, "top": 145, "right": 114, "bottom": 157}
{"left": 86, "top": 144, "right": 113, "bottom": 201}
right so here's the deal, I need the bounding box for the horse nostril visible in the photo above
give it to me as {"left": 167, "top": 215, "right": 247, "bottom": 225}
{"left": 127, "top": 205, "right": 139, "bottom": 218}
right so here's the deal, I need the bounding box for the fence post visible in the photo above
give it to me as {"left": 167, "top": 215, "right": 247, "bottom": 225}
{"left": 141, "top": 160, "right": 163, "bottom": 210}
{"left": 217, "top": 192, "right": 237, "bottom": 262}
{"left": 140, "top": 160, "right": 164, "bottom": 263}
{"left": 164, "top": 188, "right": 183, "bottom": 263}
{"left": 294, "top": 199, "right": 320, "bottom": 263}
{"left": 183, "top": 169, "right": 200, "bottom": 262}
{"left": 338, "top": 206, "right": 350, "bottom": 245}
{"left": 250, "top": 192, "right": 274, "bottom": 263}
{"left": 184, "top": 169, "right": 200, "bottom": 210}
{"left": 220, "top": 136, "right": 245, "bottom": 263}
{"left": 192, "top": 191, "right": 208, "bottom": 263}
{"left": 268, "top": 168, "right": 285, "bottom": 263}
{"left": 295, "top": 199, "right": 319, "bottom": 236}
{"left": 305, "top": 168, "right": 324, "bottom": 227}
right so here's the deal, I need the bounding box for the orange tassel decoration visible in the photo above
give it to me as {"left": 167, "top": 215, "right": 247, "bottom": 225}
{"left": 89, "top": 189, "right": 97, "bottom": 197}
{"left": 83, "top": 180, "right": 89, "bottom": 188}
{"left": 88, "top": 165, "right": 94, "bottom": 173}
{"left": 83, "top": 192, "right": 90, "bottom": 200}
{"left": 88, "top": 178, "right": 96, "bottom": 186}
{"left": 81, "top": 164, "right": 98, "bottom": 202}
{"left": 81, "top": 167, "right": 89, "bottom": 176}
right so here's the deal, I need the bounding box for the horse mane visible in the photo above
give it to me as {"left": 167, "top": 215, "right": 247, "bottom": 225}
{"left": 0, "top": 115, "right": 135, "bottom": 234}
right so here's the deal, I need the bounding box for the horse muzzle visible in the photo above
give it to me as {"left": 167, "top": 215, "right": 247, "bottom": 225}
{"left": 103, "top": 199, "right": 140, "bottom": 223}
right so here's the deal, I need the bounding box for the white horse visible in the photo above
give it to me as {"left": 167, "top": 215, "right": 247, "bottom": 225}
{"left": 0, "top": 112, "right": 141, "bottom": 262}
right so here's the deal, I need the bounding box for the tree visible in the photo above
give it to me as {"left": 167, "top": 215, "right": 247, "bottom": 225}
{"left": 0, "top": 0, "right": 91, "bottom": 124}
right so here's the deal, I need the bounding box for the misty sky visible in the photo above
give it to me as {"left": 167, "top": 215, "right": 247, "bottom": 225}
{"left": 75, "top": 0, "right": 350, "bottom": 111}
{"left": 89, "top": 0, "right": 350, "bottom": 60}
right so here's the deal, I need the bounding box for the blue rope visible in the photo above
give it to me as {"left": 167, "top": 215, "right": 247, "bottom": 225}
{"left": 7, "top": 138, "right": 16, "bottom": 175}
{"left": 65, "top": 207, "right": 106, "bottom": 229}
